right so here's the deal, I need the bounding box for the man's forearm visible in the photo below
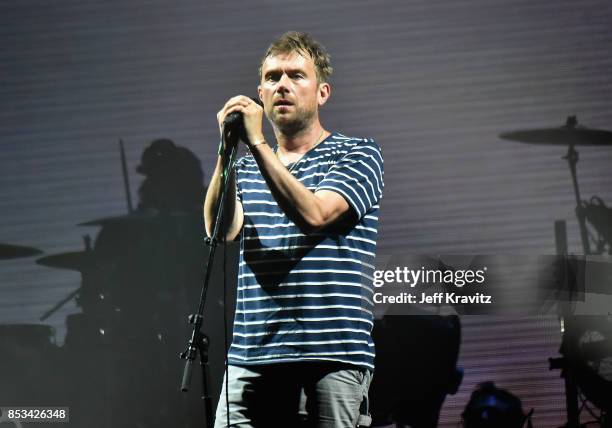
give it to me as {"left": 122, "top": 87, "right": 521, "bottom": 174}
{"left": 203, "top": 154, "right": 237, "bottom": 238}
{"left": 249, "top": 144, "right": 344, "bottom": 233}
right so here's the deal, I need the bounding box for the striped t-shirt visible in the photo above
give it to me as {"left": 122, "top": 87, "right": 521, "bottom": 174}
{"left": 228, "top": 132, "right": 384, "bottom": 370}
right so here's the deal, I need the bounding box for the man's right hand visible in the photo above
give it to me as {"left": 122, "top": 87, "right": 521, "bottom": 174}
{"left": 216, "top": 95, "right": 265, "bottom": 153}
{"left": 204, "top": 96, "right": 255, "bottom": 240}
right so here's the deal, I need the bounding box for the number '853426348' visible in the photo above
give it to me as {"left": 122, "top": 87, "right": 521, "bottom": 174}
{"left": 1, "top": 407, "right": 69, "bottom": 423}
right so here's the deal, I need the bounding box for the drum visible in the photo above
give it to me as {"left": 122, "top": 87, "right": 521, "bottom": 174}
{"left": 0, "top": 324, "right": 59, "bottom": 405}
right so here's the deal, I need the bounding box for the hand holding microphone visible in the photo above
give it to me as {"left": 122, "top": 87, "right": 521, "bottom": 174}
{"left": 216, "top": 96, "right": 265, "bottom": 156}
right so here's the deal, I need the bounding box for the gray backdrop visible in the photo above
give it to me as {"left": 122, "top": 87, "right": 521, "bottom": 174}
{"left": 2, "top": 0, "right": 612, "bottom": 426}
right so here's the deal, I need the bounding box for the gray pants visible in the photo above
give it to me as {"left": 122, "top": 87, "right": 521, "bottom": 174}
{"left": 213, "top": 362, "right": 372, "bottom": 428}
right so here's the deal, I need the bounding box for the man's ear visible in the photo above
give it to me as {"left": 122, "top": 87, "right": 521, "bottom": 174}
{"left": 317, "top": 82, "right": 331, "bottom": 107}
{"left": 257, "top": 85, "right": 263, "bottom": 103}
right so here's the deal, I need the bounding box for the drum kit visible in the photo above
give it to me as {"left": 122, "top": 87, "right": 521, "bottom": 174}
{"left": 0, "top": 140, "right": 215, "bottom": 428}
{"left": 1, "top": 212, "right": 210, "bottom": 427}
{"left": 366, "top": 116, "right": 612, "bottom": 428}
{"left": 500, "top": 116, "right": 612, "bottom": 427}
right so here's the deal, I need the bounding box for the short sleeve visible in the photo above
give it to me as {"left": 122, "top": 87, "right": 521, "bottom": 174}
{"left": 315, "top": 138, "right": 384, "bottom": 219}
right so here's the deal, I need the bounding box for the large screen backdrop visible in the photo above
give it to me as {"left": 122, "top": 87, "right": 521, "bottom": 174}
{"left": 1, "top": 0, "right": 612, "bottom": 426}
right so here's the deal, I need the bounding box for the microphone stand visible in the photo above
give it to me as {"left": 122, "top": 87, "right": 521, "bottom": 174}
{"left": 180, "top": 127, "right": 239, "bottom": 428}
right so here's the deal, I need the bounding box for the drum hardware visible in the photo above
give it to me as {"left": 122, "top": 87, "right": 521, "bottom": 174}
{"left": 501, "top": 116, "right": 612, "bottom": 426}
{"left": 0, "top": 243, "right": 42, "bottom": 260}
{"left": 120, "top": 139, "right": 134, "bottom": 214}
{"left": 500, "top": 115, "right": 612, "bottom": 255}
{"left": 28, "top": 138, "right": 211, "bottom": 427}
{"left": 37, "top": 235, "right": 96, "bottom": 321}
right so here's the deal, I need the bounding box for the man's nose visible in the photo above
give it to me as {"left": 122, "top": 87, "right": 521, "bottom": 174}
{"left": 276, "top": 73, "right": 291, "bottom": 93}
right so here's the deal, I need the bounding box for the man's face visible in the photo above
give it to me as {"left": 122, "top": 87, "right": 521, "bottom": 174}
{"left": 258, "top": 51, "right": 329, "bottom": 135}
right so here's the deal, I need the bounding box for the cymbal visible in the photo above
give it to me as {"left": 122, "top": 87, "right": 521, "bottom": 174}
{"left": 0, "top": 243, "right": 43, "bottom": 260}
{"left": 36, "top": 251, "right": 94, "bottom": 271}
{"left": 499, "top": 116, "right": 612, "bottom": 146}
{"left": 78, "top": 210, "right": 194, "bottom": 226}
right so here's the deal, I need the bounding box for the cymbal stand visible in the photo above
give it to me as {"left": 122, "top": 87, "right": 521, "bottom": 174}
{"left": 562, "top": 137, "right": 591, "bottom": 255}
{"left": 551, "top": 220, "right": 581, "bottom": 428}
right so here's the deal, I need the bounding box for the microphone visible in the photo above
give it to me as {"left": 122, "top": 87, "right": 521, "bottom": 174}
{"left": 223, "top": 97, "right": 264, "bottom": 146}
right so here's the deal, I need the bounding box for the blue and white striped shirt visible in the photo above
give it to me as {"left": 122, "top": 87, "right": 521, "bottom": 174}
{"left": 228, "top": 132, "right": 384, "bottom": 370}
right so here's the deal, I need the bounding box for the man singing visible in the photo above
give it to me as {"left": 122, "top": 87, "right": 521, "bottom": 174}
{"left": 204, "top": 31, "right": 384, "bottom": 428}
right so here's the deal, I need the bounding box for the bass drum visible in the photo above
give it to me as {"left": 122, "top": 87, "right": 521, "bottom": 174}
{"left": 60, "top": 313, "right": 113, "bottom": 428}
{"left": 0, "top": 324, "right": 63, "bottom": 408}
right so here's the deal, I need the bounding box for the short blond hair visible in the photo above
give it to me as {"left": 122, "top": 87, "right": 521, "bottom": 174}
{"left": 259, "top": 31, "right": 333, "bottom": 83}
